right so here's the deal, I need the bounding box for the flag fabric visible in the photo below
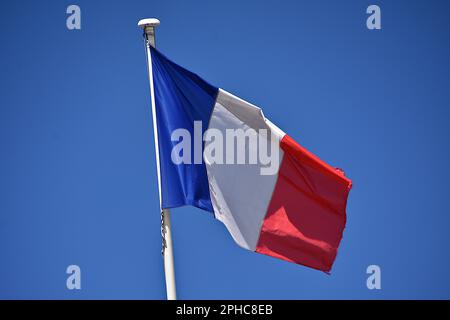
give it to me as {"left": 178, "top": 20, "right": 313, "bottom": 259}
{"left": 150, "top": 47, "right": 352, "bottom": 272}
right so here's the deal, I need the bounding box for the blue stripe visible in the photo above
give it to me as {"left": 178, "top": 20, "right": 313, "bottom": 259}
{"left": 150, "top": 47, "right": 217, "bottom": 212}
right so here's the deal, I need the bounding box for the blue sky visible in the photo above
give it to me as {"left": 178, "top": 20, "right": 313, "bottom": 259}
{"left": 1, "top": 0, "right": 450, "bottom": 299}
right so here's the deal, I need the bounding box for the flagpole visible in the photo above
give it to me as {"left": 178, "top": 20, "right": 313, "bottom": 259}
{"left": 138, "top": 18, "right": 177, "bottom": 300}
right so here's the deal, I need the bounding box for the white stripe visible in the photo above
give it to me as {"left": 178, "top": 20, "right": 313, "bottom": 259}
{"left": 204, "top": 89, "right": 285, "bottom": 250}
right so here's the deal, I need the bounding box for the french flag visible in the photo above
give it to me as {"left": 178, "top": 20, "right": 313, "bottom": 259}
{"left": 150, "top": 47, "right": 352, "bottom": 273}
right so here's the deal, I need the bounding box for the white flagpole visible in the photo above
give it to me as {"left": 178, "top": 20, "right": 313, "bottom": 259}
{"left": 138, "top": 18, "right": 177, "bottom": 300}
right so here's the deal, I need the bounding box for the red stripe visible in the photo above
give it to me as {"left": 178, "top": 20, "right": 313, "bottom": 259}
{"left": 255, "top": 135, "right": 352, "bottom": 272}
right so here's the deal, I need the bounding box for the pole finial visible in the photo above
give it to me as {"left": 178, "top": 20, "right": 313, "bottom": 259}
{"left": 138, "top": 18, "right": 160, "bottom": 47}
{"left": 138, "top": 18, "right": 160, "bottom": 28}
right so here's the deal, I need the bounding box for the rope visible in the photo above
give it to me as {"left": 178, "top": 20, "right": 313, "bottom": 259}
{"left": 161, "top": 210, "right": 167, "bottom": 256}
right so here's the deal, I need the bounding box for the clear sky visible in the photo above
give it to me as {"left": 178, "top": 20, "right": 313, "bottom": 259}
{"left": 1, "top": 0, "right": 450, "bottom": 299}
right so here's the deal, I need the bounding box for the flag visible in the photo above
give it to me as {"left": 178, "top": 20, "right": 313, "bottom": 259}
{"left": 149, "top": 47, "right": 352, "bottom": 272}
